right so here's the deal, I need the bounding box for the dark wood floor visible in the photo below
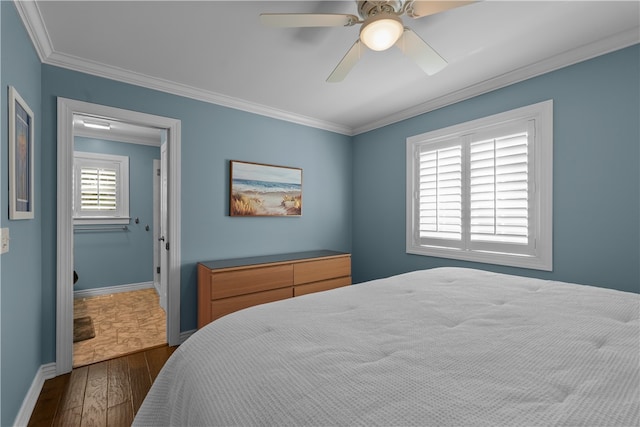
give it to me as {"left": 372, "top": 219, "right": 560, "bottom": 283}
{"left": 28, "top": 345, "right": 177, "bottom": 427}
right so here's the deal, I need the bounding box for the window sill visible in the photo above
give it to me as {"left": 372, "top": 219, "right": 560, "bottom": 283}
{"left": 406, "top": 245, "right": 552, "bottom": 272}
{"left": 73, "top": 217, "right": 130, "bottom": 226}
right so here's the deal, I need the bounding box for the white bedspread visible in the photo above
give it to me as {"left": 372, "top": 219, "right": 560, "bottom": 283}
{"left": 134, "top": 267, "right": 639, "bottom": 426}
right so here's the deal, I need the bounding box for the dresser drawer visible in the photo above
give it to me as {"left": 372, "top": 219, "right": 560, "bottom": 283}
{"left": 211, "top": 264, "right": 293, "bottom": 299}
{"left": 198, "top": 251, "right": 351, "bottom": 328}
{"left": 294, "top": 276, "right": 351, "bottom": 297}
{"left": 294, "top": 256, "right": 351, "bottom": 285}
{"left": 211, "top": 287, "right": 293, "bottom": 321}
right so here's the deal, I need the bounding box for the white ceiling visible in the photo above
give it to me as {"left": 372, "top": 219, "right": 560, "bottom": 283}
{"left": 17, "top": 1, "right": 640, "bottom": 135}
{"left": 73, "top": 113, "right": 164, "bottom": 146}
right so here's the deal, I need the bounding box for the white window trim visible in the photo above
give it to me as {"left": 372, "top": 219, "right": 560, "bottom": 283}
{"left": 73, "top": 151, "right": 130, "bottom": 225}
{"left": 406, "top": 100, "right": 553, "bottom": 271}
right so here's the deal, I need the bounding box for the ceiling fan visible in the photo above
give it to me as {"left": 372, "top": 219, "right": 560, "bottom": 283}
{"left": 260, "top": 0, "right": 475, "bottom": 82}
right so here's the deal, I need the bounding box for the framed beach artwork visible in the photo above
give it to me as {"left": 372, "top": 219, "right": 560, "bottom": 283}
{"left": 9, "top": 86, "right": 35, "bottom": 220}
{"left": 230, "top": 160, "right": 302, "bottom": 216}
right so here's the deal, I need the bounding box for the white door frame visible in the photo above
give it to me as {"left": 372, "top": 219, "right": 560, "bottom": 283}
{"left": 159, "top": 142, "right": 169, "bottom": 312}
{"left": 152, "top": 158, "right": 162, "bottom": 301}
{"left": 56, "top": 97, "right": 181, "bottom": 375}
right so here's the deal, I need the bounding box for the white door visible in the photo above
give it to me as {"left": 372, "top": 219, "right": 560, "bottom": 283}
{"left": 159, "top": 138, "right": 169, "bottom": 312}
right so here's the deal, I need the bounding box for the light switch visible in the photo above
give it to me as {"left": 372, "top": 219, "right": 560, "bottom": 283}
{"left": 1, "top": 228, "right": 9, "bottom": 254}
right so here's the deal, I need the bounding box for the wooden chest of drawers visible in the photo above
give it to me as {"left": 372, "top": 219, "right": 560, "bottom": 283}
{"left": 197, "top": 250, "right": 351, "bottom": 328}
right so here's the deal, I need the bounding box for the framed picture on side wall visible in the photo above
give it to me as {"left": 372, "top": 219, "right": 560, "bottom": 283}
{"left": 230, "top": 160, "right": 302, "bottom": 217}
{"left": 9, "top": 86, "right": 35, "bottom": 220}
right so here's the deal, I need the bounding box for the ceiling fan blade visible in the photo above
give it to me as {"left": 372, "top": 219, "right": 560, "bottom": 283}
{"left": 406, "top": 1, "right": 475, "bottom": 18}
{"left": 260, "top": 13, "right": 358, "bottom": 28}
{"left": 396, "top": 28, "right": 447, "bottom": 75}
{"left": 327, "top": 40, "right": 363, "bottom": 83}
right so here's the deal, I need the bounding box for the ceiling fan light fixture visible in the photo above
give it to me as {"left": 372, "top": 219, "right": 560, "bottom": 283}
{"left": 359, "top": 13, "right": 404, "bottom": 51}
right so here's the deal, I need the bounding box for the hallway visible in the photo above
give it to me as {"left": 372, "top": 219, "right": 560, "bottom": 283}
{"left": 73, "top": 289, "right": 166, "bottom": 367}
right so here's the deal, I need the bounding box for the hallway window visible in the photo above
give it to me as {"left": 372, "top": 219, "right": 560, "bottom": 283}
{"left": 73, "top": 151, "right": 130, "bottom": 224}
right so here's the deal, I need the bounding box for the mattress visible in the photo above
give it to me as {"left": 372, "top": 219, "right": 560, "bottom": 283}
{"left": 134, "top": 267, "right": 639, "bottom": 426}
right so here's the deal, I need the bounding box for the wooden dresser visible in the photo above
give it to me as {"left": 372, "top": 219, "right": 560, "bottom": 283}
{"left": 197, "top": 250, "right": 351, "bottom": 328}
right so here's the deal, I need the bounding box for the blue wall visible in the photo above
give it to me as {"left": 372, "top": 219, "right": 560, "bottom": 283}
{"left": 1, "top": 1, "right": 638, "bottom": 423}
{"left": 352, "top": 45, "right": 640, "bottom": 294}
{"left": 39, "top": 65, "right": 353, "bottom": 365}
{"left": 1, "top": 2, "right": 43, "bottom": 426}
{"left": 73, "top": 137, "right": 159, "bottom": 291}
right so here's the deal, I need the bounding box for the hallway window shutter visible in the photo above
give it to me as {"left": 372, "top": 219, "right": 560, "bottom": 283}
{"left": 73, "top": 151, "right": 130, "bottom": 224}
{"left": 80, "top": 167, "right": 118, "bottom": 211}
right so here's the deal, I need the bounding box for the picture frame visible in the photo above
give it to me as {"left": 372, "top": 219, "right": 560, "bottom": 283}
{"left": 9, "top": 86, "right": 35, "bottom": 220}
{"left": 230, "top": 160, "right": 302, "bottom": 217}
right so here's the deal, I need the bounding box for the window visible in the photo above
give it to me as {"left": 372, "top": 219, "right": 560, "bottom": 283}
{"left": 73, "top": 151, "right": 130, "bottom": 224}
{"left": 406, "top": 100, "right": 553, "bottom": 271}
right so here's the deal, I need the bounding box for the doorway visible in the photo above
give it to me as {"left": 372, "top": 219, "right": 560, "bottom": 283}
{"left": 57, "top": 98, "right": 181, "bottom": 375}
{"left": 71, "top": 117, "right": 165, "bottom": 366}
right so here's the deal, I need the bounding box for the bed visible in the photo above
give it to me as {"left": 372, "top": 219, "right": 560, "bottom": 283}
{"left": 134, "top": 267, "right": 639, "bottom": 426}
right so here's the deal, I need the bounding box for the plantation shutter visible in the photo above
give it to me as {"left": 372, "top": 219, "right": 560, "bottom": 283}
{"left": 407, "top": 100, "right": 552, "bottom": 270}
{"left": 414, "top": 120, "right": 534, "bottom": 255}
{"left": 80, "top": 167, "right": 117, "bottom": 211}
{"left": 73, "top": 151, "right": 129, "bottom": 224}
{"left": 418, "top": 144, "right": 463, "bottom": 245}
{"left": 468, "top": 120, "right": 534, "bottom": 255}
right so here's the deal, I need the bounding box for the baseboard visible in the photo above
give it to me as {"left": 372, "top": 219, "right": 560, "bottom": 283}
{"left": 179, "top": 329, "right": 196, "bottom": 344}
{"left": 73, "top": 281, "right": 154, "bottom": 299}
{"left": 14, "top": 363, "right": 57, "bottom": 426}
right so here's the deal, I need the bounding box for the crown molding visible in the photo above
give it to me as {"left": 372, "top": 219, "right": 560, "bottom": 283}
{"left": 43, "top": 50, "right": 354, "bottom": 135}
{"left": 15, "top": 0, "right": 638, "bottom": 138}
{"left": 13, "top": 0, "right": 53, "bottom": 62}
{"left": 352, "top": 28, "right": 640, "bottom": 135}
{"left": 13, "top": 0, "right": 352, "bottom": 136}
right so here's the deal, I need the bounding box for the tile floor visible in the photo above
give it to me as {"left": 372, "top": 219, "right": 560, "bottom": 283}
{"left": 73, "top": 288, "right": 166, "bottom": 367}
